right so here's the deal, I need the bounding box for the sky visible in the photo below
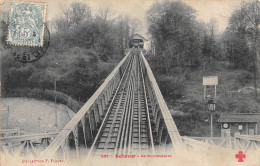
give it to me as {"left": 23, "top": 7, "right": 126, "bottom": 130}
{"left": 183, "top": 0, "right": 242, "bottom": 32}
{"left": 47, "top": 0, "right": 247, "bottom": 35}
{"left": 0, "top": 0, "right": 251, "bottom": 34}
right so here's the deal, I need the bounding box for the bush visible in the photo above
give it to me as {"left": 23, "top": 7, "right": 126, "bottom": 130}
{"left": 237, "top": 70, "right": 253, "bottom": 86}
{"left": 157, "top": 75, "right": 185, "bottom": 100}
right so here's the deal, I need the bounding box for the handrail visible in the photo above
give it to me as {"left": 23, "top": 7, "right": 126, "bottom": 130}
{"left": 0, "top": 128, "right": 20, "bottom": 133}
{"left": 235, "top": 135, "right": 260, "bottom": 141}
{"left": 182, "top": 137, "right": 233, "bottom": 151}
{"left": 182, "top": 137, "right": 212, "bottom": 146}
{"left": 139, "top": 54, "right": 155, "bottom": 154}
{"left": 140, "top": 52, "right": 184, "bottom": 152}
{"left": 40, "top": 52, "right": 131, "bottom": 158}
{"left": 0, "top": 132, "right": 59, "bottom": 144}
{"left": 0, "top": 128, "right": 21, "bottom": 136}
{"left": 188, "top": 137, "right": 227, "bottom": 140}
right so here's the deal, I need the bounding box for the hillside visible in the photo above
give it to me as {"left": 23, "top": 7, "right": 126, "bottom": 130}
{"left": 164, "top": 65, "right": 260, "bottom": 137}
{"left": 145, "top": 0, "right": 259, "bottom": 137}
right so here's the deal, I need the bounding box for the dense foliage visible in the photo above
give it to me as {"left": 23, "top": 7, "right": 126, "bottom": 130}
{"left": 223, "top": 1, "right": 259, "bottom": 70}
{"left": 0, "top": 2, "right": 134, "bottom": 102}
{"left": 147, "top": 1, "right": 201, "bottom": 75}
{"left": 146, "top": 1, "right": 259, "bottom": 100}
{"left": 223, "top": 1, "right": 259, "bottom": 98}
{"left": 146, "top": 1, "right": 222, "bottom": 99}
{"left": 146, "top": 1, "right": 259, "bottom": 136}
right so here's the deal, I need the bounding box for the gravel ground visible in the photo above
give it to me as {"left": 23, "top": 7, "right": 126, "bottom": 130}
{"left": 0, "top": 97, "right": 75, "bottom": 133}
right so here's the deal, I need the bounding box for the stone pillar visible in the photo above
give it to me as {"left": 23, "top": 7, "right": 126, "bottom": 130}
{"left": 108, "top": 84, "right": 112, "bottom": 99}
{"left": 97, "top": 101, "right": 103, "bottom": 120}
{"left": 23, "top": 140, "right": 36, "bottom": 157}
{"left": 80, "top": 118, "right": 87, "bottom": 148}
{"left": 109, "top": 84, "right": 113, "bottom": 98}
{"left": 94, "top": 105, "right": 100, "bottom": 125}
{"left": 40, "top": 138, "right": 50, "bottom": 149}
{"left": 84, "top": 116, "right": 92, "bottom": 147}
{"left": 152, "top": 97, "right": 157, "bottom": 118}
{"left": 89, "top": 110, "right": 97, "bottom": 132}
{"left": 116, "top": 73, "right": 120, "bottom": 84}
{"left": 101, "top": 97, "right": 106, "bottom": 113}
{"left": 106, "top": 90, "right": 110, "bottom": 104}
{"left": 56, "top": 146, "right": 64, "bottom": 160}
{"left": 111, "top": 80, "right": 115, "bottom": 92}
{"left": 62, "top": 137, "right": 70, "bottom": 159}
{"left": 157, "top": 121, "right": 164, "bottom": 143}
{"left": 119, "top": 67, "right": 123, "bottom": 78}
{"left": 72, "top": 127, "right": 79, "bottom": 159}
{"left": 154, "top": 105, "right": 159, "bottom": 124}
{"left": 155, "top": 115, "right": 161, "bottom": 133}
{"left": 104, "top": 92, "right": 108, "bottom": 106}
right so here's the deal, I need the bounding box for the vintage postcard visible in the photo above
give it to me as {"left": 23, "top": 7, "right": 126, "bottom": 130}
{"left": 0, "top": 0, "right": 259, "bottom": 166}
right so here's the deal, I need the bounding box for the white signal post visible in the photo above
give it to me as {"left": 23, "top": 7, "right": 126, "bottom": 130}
{"left": 203, "top": 76, "right": 218, "bottom": 99}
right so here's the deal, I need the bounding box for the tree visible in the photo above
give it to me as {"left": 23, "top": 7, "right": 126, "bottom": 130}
{"left": 69, "top": 2, "right": 92, "bottom": 26}
{"left": 241, "top": 1, "right": 260, "bottom": 102}
{"left": 223, "top": 0, "right": 259, "bottom": 102}
{"left": 224, "top": 6, "right": 253, "bottom": 69}
{"left": 146, "top": 1, "right": 202, "bottom": 79}
{"left": 201, "top": 18, "right": 220, "bottom": 71}
{"left": 53, "top": 2, "right": 91, "bottom": 32}
{"left": 97, "top": 5, "right": 114, "bottom": 21}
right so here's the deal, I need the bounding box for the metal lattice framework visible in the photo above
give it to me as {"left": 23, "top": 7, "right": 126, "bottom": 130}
{"left": 38, "top": 50, "right": 183, "bottom": 159}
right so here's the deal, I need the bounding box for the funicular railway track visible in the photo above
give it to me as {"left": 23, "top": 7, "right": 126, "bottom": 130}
{"left": 87, "top": 51, "right": 154, "bottom": 157}
{"left": 39, "top": 49, "right": 183, "bottom": 161}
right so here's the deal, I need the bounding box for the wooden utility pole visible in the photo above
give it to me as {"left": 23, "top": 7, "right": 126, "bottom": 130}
{"left": 54, "top": 77, "right": 57, "bottom": 127}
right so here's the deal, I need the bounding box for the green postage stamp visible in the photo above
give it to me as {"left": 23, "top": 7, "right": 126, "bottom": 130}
{"left": 7, "top": 1, "right": 47, "bottom": 47}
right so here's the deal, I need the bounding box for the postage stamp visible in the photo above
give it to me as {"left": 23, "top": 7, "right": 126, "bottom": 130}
{"left": 7, "top": 1, "right": 47, "bottom": 47}
{"left": 0, "top": 0, "right": 5, "bottom": 5}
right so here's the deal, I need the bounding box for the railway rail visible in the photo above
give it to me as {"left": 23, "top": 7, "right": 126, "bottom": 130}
{"left": 87, "top": 52, "right": 154, "bottom": 158}
{"left": 35, "top": 49, "right": 184, "bottom": 160}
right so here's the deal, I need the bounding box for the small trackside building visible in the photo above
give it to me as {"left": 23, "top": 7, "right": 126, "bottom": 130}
{"left": 218, "top": 113, "right": 260, "bottom": 137}
{"left": 130, "top": 34, "right": 148, "bottom": 49}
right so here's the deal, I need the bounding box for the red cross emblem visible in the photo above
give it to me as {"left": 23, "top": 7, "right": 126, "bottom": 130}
{"left": 235, "top": 151, "right": 246, "bottom": 162}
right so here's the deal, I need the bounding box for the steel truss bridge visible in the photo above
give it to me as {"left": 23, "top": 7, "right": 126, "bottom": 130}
{"left": 1, "top": 49, "right": 259, "bottom": 164}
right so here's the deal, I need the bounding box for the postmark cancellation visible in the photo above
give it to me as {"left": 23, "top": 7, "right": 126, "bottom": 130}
{"left": 7, "top": 1, "right": 47, "bottom": 47}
